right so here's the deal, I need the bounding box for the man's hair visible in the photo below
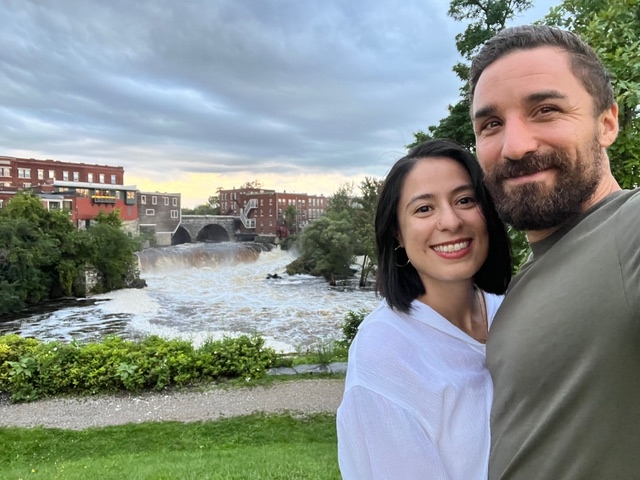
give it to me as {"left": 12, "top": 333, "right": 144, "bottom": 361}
{"left": 375, "top": 138, "right": 512, "bottom": 313}
{"left": 469, "top": 25, "right": 614, "bottom": 114}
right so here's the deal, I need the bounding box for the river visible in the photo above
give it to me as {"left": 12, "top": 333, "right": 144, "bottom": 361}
{"left": 0, "top": 243, "right": 379, "bottom": 353}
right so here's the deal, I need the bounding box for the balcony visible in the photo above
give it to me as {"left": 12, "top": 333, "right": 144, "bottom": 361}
{"left": 91, "top": 195, "right": 117, "bottom": 204}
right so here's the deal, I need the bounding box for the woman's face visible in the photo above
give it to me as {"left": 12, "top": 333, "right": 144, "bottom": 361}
{"left": 396, "top": 157, "right": 489, "bottom": 290}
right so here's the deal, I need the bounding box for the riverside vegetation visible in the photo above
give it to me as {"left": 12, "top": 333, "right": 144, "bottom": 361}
{"left": 0, "top": 192, "right": 143, "bottom": 317}
{"left": 0, "top": 310, "right": 367, "bottom": 402}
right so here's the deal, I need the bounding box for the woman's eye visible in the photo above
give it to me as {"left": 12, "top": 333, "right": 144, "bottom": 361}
{"left": 458, "top": 196, "right": 477, "bottom": 206}
{"left": 416, "top": 205, "right": 432, "bottom": 214}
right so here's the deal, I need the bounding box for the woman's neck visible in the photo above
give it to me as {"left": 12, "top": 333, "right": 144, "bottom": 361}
{"left": 417, "top": 281, "right": 487, "bottom": 343}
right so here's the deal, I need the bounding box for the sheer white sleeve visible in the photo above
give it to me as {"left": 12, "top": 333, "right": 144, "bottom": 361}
{"left": 337, "top": 385, "right": 451, "bottom": 480}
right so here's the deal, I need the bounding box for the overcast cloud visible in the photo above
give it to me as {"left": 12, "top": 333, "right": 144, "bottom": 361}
{"left": 0, "top": 0, "right": 556, "bottom": 205}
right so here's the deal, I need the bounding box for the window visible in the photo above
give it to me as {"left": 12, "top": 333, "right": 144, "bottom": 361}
{"left": 0, "top": 199, "right": 3, "bottom": 208}
{"left": 23, "top": 183, "right": 31, "bottom": 188}
{"left": 140, "top": 195, "right": 146, "bottom": 204}
{"left": 73, "top": 172, "right": 79, "bottom": 181}
{"left": 87, "top": 173, "right": 94, "bottom": 182}
{"left": 0, "top": 167, "right": 10, "bottom": 177}
{"left": 62, "top": 171, "right": 69, "bottom": 181}
{"left": 37, "top": 169, "right": 44, "bottom": 180}
{"left": 49, "top": 170, "right": 55, "bottom": 179}
{"left": 170, "top": 210, "right": 178, "bottom": 219}
{"left": 172, "top": 197, "right": 178, "bottom": 206}
{"left": 152, "top": 196, "right": 157, "bottom": 205}
{"left": 18, "top": 168, "right": 31, "bottom": 179}
{"left": 164, "top": 197, "right": 169, "bottom": 206}
{"left": 145, "top": 209, "right": 155, "bottom": 216}
{"left": 269, "top": 209, "right": 273, "bottom": 217}
{"left": 111, "top": 174, "right": 116, "bottom": 184}
{"left": 269, "top": 198, "right": 273, "bottom": 205}
{"left": 260, "top": 199, "right": 264, "bottom": 206}
{"left": 99, "top": 174, "right": 105, "bottom": 183}
{"left": 126, "top": 191, "right": 135, "bottom": 205}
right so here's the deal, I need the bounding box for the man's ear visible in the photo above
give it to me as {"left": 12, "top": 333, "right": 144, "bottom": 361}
{"left": 599, "top": 103, "right": 619, "bottom": 149}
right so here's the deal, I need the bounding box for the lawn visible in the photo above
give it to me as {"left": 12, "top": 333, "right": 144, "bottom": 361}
{"left": 0, "top": 413, "right": 341, "bottom": 480}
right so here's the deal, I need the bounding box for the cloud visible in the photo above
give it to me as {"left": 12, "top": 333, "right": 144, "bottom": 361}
{"left": 0, "top": 0, "right": 556, "bottom": 206}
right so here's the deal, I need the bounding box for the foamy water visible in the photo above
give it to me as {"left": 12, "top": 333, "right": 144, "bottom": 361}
{"left": 1, "top": 244, "right": 379, "bottom": 353}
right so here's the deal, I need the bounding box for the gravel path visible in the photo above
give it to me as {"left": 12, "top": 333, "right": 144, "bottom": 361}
{"left": 0, "top": 378, "right": 345, "bottom": 430}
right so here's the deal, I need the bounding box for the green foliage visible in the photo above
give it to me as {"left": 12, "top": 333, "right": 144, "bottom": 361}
{"left": 339, "top": 309, "right": 368, "bottom": 348}
{"left": 0, "top": 333, "right": 277, "bottom": 401}
{"left": 0, "top": 193, "right": 141, "bottom": 315}
{"left": 182, "top": 194, "right": 222, "bottom": 215}
{"left": 287, "top": 179, "right": 381, "bottom": 286}
{"left": 409, "top": 0, "right": 534, "bottom": 149}
{"left": 0, "top": 414, "right": 340, "bottom": 479}
{"left": 509, "top": 227, "right": 531, "bottom": 274}
{"left": 544, "top": 0, "right": 640, "bottom": 188}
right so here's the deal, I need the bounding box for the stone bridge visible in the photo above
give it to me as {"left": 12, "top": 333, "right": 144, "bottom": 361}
{"left": 173, "top": 215, "right": 246, "bottom": 244}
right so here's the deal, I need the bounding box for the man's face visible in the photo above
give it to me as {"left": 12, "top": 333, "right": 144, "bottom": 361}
{"left": 471, "top": 46, "right": 615, "bottom": 231}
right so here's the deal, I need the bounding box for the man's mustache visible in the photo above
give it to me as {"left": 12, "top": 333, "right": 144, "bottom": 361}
{"left": 489, "top": 153, "right": 564, "bottom": 181}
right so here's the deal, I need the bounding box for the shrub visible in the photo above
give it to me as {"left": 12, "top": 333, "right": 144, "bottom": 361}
{"left": 339, "top": 309, "right": 368, "bottom": 348}
{"left": 0, "top": 333, "right": 277, "bottom": 401}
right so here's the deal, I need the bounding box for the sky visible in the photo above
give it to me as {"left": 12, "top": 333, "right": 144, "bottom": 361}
{"left": 1, "top": 0, "right": 557, "bottom": 207}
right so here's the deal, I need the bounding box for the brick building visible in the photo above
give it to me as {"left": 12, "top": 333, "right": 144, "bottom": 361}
{"left": 0, "top": 156, "right": 138, "bottom": 230}
{"left": 137, "top": 191, "right": 182, "bottom": 246}
{"left": 218, "top": 186, "right": 327, "bottom": 236}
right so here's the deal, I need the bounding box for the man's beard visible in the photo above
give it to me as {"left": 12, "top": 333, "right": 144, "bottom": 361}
{"left": 483, "top": 140, "right": 603, "bottom": 231}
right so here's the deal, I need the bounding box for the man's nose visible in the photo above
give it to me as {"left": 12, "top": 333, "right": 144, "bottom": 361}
{"left": 501, "top": 117, "right": 538, "bottom": 161}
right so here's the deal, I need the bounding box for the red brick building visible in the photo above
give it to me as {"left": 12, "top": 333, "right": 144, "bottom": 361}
{"left": 218, "top": 186, "right": 327, "bottom": 236}
{"left": 0, "top": 156, "right": 138, "bottom": 230}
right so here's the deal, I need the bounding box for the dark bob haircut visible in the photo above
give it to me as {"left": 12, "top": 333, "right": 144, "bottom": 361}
{"left": 375, "top": 138, "right": 512, "bottom": 313}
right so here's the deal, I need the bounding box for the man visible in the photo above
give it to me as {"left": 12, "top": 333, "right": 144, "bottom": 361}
{"left": 469, "top": 24, "right": 640, "bottom": 479}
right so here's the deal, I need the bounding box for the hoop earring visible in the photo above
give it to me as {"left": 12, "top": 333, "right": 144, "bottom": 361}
{"left": 394, "top": 245, "right": 411, "bottom": 267}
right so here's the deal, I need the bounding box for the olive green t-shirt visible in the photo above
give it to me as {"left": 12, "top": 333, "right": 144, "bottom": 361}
{"left": 488, "top": 189, "right": 640, "bottom": 480}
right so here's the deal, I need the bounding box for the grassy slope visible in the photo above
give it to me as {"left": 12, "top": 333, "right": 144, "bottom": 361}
{"left": 0, "top": 413, "right": 341, "bottom": 480}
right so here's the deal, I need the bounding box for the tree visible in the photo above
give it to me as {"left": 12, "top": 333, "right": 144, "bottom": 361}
{"left": 88, "top": 210, "right": 141, "bottom": 292}
{"left": 182, "top": 195, "right": 221, "bottom": 215}
{"left": 350, "top": 177, "right": 383, "bottom": 287}
{"left": 283, "top": 205, "right": 298, "bottom": 234}
{"left": 240, "top": 179, "right": 263, "bottom": 190}
{"left": 544, "top": 0, "right": 640, "bottom": 188}
{"left": 409, "top": 0, "right": 533, "bottom": 150}
{"left": 286, "top": 179, "right": 381, "bottom": 286}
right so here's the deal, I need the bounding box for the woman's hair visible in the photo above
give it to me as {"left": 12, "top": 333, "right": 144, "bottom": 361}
{"left": 375, "top": 138, "right": 512, "bottom": 313}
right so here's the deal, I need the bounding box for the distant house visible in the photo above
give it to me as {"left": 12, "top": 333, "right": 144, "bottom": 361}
{"left": 217, "top": 187, "right": 327, "bottom": 236}
{"left": 137, "top": 191, "right": 181, "bottom": 246}
{"left": 0, "top": 155, "right": 138, "bottom": 233}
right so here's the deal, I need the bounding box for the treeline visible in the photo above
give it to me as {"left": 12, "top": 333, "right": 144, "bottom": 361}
{"left": 0, "top": 192, "right": 142, "bottom": 316}
{"left": 286, "top": 178, "right": 382, "bottom": 287}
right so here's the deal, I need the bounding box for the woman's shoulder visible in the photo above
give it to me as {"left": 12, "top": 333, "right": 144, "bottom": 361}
{"left": 483, "top": 291, "right": 504, "bottom": 323}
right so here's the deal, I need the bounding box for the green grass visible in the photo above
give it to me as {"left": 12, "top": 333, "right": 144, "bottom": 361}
{"left": 0, "top": 413, "right": 341, "bottom": 480}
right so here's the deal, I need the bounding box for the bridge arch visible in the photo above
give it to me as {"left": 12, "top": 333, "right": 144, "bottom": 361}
{"left": 171, "top": 226, "right": 192, "bottom": 245}
{"left": 196, "top": 224, "right": 230, "bottom": 243}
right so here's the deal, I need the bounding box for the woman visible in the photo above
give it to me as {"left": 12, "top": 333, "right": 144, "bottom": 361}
{"left": 337, "top": 139, "right": 511, "bottom": 479}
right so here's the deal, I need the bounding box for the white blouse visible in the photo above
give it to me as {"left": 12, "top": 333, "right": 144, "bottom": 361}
{"left": 337, "top": 293, "right": 502, "bottom": 480}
